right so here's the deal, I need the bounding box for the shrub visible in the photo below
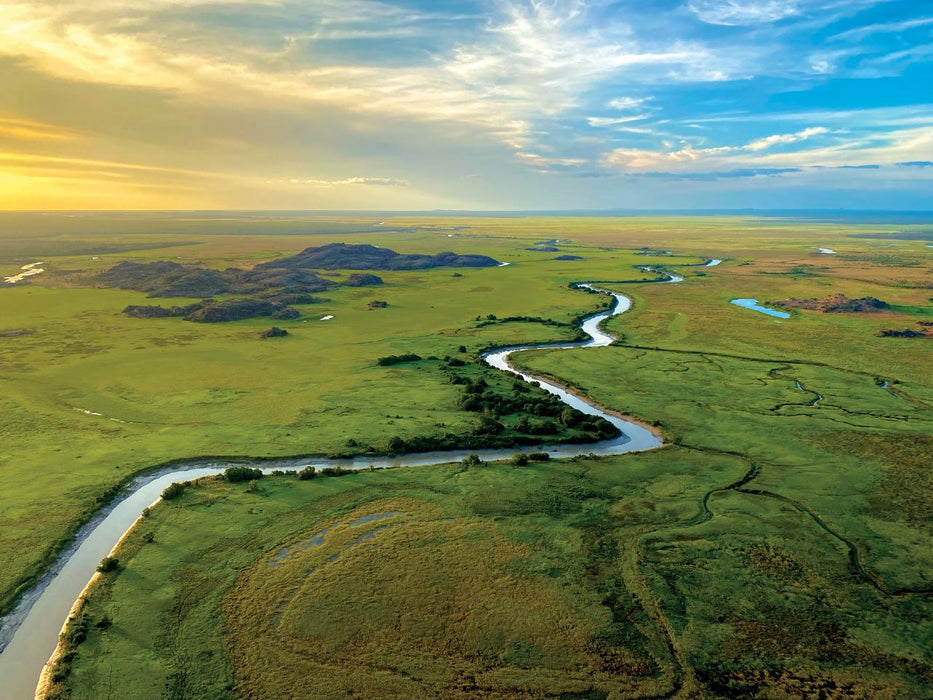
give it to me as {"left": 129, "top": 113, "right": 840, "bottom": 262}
{"left": 161, "top": 482, "right": 185, "bottom": 500}
{"left": 377, "top": 353, "right": 421, "bottom": 366}
{"left": 512, "top": 453, "right": 529, "bottom": 466}
{"left": 224, "top": 466, "right": 263, "bottom": 482}
{"left": 462, "top": 454, "right": 483, "bottom": 467}
{"left": 320, "top": 466, "right": 353, "bottom": 477}
{"left": 260, "top": 326, "right": 289, "bottom": 338}
{"left": 528, "top": 452, "right": 550, "bottom": 462}
{"left": 97, "top": 557, "right": 119, "bottom": 573}
{"left": 297, "top": 466, "right": 316, "bottom": 480}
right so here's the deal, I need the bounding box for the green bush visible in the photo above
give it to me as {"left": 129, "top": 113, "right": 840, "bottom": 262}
{"left": 224, "top": 466, "right": 263, "bottom": 483}
{"left": 161, "top": 482, "right": 185, "bottom": 500}
{"left": 528, "top": 452, "right": 550, "bottom": 462}
{"left": 297, "top": 466, "right": 316, "bottom": 480}
{"left": 512, "top": 453, "right": 529, "bottom": 466}
{"left": 376, "top": 353, "right": 421, "bottom": 366}
{"left": 97, "top": 556, "right": 119, "bottom": 573}
{"left": 320, "top": 466, "right": 353, "bottom": 477}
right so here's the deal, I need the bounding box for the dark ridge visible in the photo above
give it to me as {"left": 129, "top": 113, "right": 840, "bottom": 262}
{"left": 260, "top": 292, "right": 328, "bottom": 306}
{"left": 257, "top": 243, "right": 499, "bottom": 271}
{"left": 554, "top": 255, "right": 584, "bottom": 261}
{"left": 99, "top": 261, "right": 228, "bottom": 298}
{"left": 185, "top": 299, "right": 280, "bottom": 323}
{"left": 123, "top": 303, "right": 204, "bottom": 319}
{"left": 99, "top": 261, "right": 335, "bottom": 298}
{"left": 226, "top": 267, "right": 333, "bottom": 294}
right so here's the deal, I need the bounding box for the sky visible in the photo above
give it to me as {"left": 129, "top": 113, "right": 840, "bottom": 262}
{"left": 0, "top": 0, "right": 931, "bottom": 210}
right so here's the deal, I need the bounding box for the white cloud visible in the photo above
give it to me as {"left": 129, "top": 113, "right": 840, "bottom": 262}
{"left": 586, "top": 115, "right": 651, "bottom": 127}
{"left": 607, "top": 97, "right": 650, "bottom": 110}
{"left": 687, "top": 0, "right": 897, "bottom": 28}
{"left": 602, "top": 125, "right": 933, "bottom": 175}
{"left": 514, "top": 152, "right": 586, "bottom": 167}
{"left": 0, "top": 0, "right": 741, "bottom": 164}
{"left": 743, "top": 126, "right": 829, "bottom": 151}
{"left": 687, "top": 0, "right": 802, "bottom": 26}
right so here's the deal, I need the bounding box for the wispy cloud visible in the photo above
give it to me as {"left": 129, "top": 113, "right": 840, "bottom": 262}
{"left": 0, "top": 1, "right": 928, "bottom": 208}
{"left": 687, "top": 0, "right": 803, "bottom": 26}
{"left": 0, "top": 0, "right": 743, "bottom": 162}
{"left": 608, "top": 97, "right": 651, "bottom": 110}
{"left": 0, "top": 117, "right": 79, "bottom": 142}
{"left": 586, "top": 115, "right": 652, "bottom": 127}
{"left": 279, "top": 176, "right": 409, "bottom": 187}
{"left": 602, "top": 125, "right": 933, "bottom": 176}
{"left": 514, "top": 152, "right": 586, "bottom": 167}
{"left": 743, "top": 126, "right": 829, "bottom": 151}
{"left": 829, "top": 16, "right": 933, "bottom": 41}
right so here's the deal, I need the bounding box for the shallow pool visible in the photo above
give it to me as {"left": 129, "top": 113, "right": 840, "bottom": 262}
{"left": 730, "top": 298, "right": 790, "bottom": 319}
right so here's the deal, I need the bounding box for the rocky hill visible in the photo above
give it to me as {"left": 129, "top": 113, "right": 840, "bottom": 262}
{"left": 99, "top": 243, "right": 493, "bottom": 299}
{"left": 100, "top": 261, "right": 335, "bottom": 298}
{"left": 257, "top": 243, "right": 499, "bottom": 271}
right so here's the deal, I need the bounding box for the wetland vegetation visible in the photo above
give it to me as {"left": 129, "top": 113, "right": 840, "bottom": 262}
{"left": 0, "top": 213, "right": 930, "bottom": 699}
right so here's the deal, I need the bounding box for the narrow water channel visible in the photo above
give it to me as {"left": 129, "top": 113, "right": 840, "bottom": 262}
{"left": 0, "top": 277, "right": 679, "bottom": 697}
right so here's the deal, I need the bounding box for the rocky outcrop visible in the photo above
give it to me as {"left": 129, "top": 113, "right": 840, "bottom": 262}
{"left": 270, "top": 307, "right": 300, "bottom": 320}
{"left": 185, "top": 299, "right": 280, "bottom": 323}
{"left": 344, "top": 273, "right": 384, "bottom": 287}
{"left": 123, "top": 303, "right": 204, "bottom": 318}
{"left": 257, "top": 243, "right": 499, "bottom": 271}
{"left": 100, "top": 261, "right": 334, "bottom": 298}
{"left": 771, "top": 294, "right": 889, "bottom": 313}
{"left": 260, "top": 327, "right": 289, "bottom": 338}
{"left": 101, "top": 262, "right": 228, "bottom": 297}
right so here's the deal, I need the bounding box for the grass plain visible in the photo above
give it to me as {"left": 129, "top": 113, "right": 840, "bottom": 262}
{"left": 0, "top": 212, "right": 930, "bottom": 698}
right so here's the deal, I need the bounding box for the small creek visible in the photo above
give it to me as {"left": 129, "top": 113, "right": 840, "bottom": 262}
{"left": 0, "top": 271, "right": 693, "bottom": 697}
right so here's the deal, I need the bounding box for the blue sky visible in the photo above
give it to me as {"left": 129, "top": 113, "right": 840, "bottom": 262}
{"left": 0, "top": 0, "right": 930, "bottom": 209}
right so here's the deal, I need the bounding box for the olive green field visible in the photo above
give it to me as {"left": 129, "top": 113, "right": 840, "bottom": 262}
{"left": 0, "top": 212, "right": 931, "bottom": 698}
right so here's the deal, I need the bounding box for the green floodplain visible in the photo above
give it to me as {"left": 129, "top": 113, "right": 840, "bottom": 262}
{"left": 0, "top": 212, "right": 931, "bottom": 699}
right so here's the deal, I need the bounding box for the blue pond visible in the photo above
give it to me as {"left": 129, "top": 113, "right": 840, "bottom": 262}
{"left": 730, "top": 298, "right": 790, "bottom": 319}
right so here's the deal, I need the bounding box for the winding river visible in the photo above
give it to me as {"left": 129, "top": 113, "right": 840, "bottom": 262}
{"left": 0, "top": 277, "right": 679, "bottom": 698}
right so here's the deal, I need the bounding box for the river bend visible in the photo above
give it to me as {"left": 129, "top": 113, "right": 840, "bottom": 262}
{"left": 0, "top": 279, "right": 673, "bottom": 698}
